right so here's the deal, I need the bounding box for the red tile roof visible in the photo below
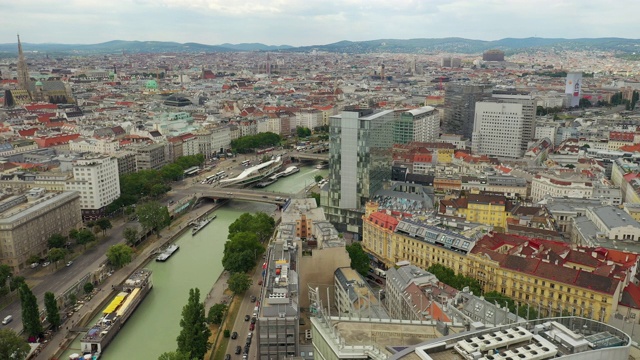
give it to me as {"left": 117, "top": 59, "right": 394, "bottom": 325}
{"left": 367, "top": 211, "right": 400, "bottom": 231}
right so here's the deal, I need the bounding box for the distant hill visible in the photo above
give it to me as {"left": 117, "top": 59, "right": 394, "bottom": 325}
{"left": 0, "top": 37, "right": 638, "bottom": 55}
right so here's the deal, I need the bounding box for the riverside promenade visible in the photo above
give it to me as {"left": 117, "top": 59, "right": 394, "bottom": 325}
{"left": 38, "top": 201, "right": 220, "bottom": 360}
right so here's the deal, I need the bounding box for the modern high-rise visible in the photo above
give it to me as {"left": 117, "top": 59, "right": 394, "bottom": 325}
{"left": 324, "top": 108, "right": 395, "bottom": 233}
{"left": 65, "top": 155, "right": 120, "bottom": 220}
{"left": 442, "top": 83, "right": 493, "bottom": 139}
{"left": 471, "top": 93, "right": 536, "bottom": 158}
{"left": 393, "top": 106, "right": 440, "bottom": 144}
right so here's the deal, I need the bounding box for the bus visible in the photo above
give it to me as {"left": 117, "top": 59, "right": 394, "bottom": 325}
{"left": 241, "top": 160, "right": 251, "bottom": 166}
{"left": 256, "top": 147, "right": 275, "bottom": 155}
{"left": 216, "top": 171, "right": 226, "bottom": 178}
{"left": 183, "top": 166, "right": 200, "bottom": 177}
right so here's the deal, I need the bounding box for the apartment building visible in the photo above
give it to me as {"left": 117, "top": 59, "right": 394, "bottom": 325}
{"left": 334, "top": 267, "right": 389, "bottom": 319}
{"left": 114, "top": 151, "right": 136, "bottom": 175}
{"left": 69, "top": 138, "right": 120, "bottom": 154}
{"left": 461, "top": 175, "right": 528, "bottom": 199}
{"left": 65, "top": 155, "right": 120, "bottom": 220}
{"left": 393, "top": 106, "right": 440, "bottom": 144}
{"left": 440, "top": 193, "right": 514, "bottom": 229}
{"left": 0, "top": 190, "right": 81, "bottom": 272}
{"left": 135, "top": 143, "right": 168, "bottom": 170}
{"left": 531, "top": 172, "right": 594, "bottom": 202}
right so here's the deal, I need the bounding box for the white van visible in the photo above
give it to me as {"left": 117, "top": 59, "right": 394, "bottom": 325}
{"left": 2, "top": 315, "right": 13, "bottom": 325}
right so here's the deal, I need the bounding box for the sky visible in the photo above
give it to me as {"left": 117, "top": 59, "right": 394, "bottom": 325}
{"left": 0, "top": 0, "right": 638, "bottom": 46}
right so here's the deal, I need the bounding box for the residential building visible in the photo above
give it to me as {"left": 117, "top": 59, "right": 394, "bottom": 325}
{"left": 135, "top": 143, "right": 167, "bottom": 170}
{"left": 385, "top": 264, "right": 438, "bottom": 321}
{"left": 324, "top": 108, "right": 395, "bottom": 233}
{"left": 296, "top": 109, "right": 322, "bottom": 130}
{"left": 179, "top": 133, "right": 199, "bottom": 156}
{"left": 531, "top": 172, "right": 594, "bottom": 202}
{"left": 114, "top": 151, "right": 136, "bottom": 176}
{"left": 0, "top": 190, "right": 81, "bottom": 272}
{"left": 65, "top": 155, "right": 120, "bottom": 220}
{"left": 69, "top": 138, "right": 120, "bottom": 154}
{"left": 195, "top": 130, "right": 213, "bottom": 159}
{"left": 438, "top": 134, "right": 470, "bottom": 150}
{"left": 393, "top": 106, "right": 440, "bottom": 144}
{"left": 440, "top": 193, "right": 514, "bottom": 229}
{"left": 210, "top": 125, "right": 231, "bottom": 154}
{"left": 166, "top": 137, "right": 184, "bottom": 163}
{"left": 461, "top": 175, "right": 528, "bottom": 199}
{"left": 572, "top": 206, "right": 640, "bottom": 246}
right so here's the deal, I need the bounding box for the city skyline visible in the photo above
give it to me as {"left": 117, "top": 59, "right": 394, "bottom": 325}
{"left": 1, "top": 0, "right": 639, "bottom": 46}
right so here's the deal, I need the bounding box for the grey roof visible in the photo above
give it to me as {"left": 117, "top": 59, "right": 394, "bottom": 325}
{"left": 590, "top": 206, "right": 640, "bottom": 229}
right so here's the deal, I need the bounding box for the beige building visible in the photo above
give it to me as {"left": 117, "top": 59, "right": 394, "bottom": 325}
{"left": 0, "top": 190, "right": 82, "bottom": 272}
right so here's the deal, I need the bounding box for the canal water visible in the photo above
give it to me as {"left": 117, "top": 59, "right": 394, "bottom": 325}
{"left": 61, "top": 165, "right": 327, "bottom": 360}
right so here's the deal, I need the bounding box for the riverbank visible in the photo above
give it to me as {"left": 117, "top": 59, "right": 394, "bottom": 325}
{"left": 39, "top": 200, "right": 223, "bottom": 360}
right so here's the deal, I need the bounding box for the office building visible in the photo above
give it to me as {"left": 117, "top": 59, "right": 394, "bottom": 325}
{"left": 483, "top": 49, "right": 505, "bottom": 62}
{"left": 393, "top": 106, "right": 440, "bottom": 144}
{"left": 65, "top": 155, "right": 120, "bottom": 220}
{"left": 471, "top": 93, "right": 536, "bottom": 158}
{"left": 324, "top": 108, "right": 395, "bottom": 233}
{"left": 135, "top": 143, "right": 168, "bottom": 170}
{"left": 443, "top": 83, "right": 493, "bottom": 139}
{"left": 0, "top": 190, "right": 81, "bottom": 272}
{"left": 334, "top": 267, "right": 389, "bottom": 319}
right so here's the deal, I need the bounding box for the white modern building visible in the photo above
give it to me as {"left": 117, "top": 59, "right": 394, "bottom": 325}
{"left": 65, "top": 155, "right": 120, "bottom": 220}
{"left": 471, "top": 93, "right": 536, "bottom": 159}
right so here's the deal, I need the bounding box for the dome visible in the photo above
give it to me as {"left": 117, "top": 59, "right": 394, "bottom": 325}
{"left": 145, "top": 80, "right": 158, "bottom": 89}
{"left": 35, "top": 80, "right": 43, "bottom": 86}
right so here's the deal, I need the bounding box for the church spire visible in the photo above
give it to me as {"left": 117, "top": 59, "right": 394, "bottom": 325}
{"left": 16, "top": 34, "right": 30, "bottom": 89}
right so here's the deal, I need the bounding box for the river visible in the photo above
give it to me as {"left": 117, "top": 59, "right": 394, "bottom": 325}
{"left": 61, "top": 164, "right": 328, "bottom": 360}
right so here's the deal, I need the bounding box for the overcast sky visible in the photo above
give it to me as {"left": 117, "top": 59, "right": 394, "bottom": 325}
{"left": 1, "top": 0, "right": 638, "bottom": 46}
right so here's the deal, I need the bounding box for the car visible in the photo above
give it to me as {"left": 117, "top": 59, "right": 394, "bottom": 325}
{"left": 42, "top": 261, "right": 51, "bottom": 267}
{"left": 226, "top": 192, "right": 233, "bottom": 195}
{"left": 246, "top": 336, "right": 252, "bottom": 345}
{"left": 231, "top": 331, "right": 238, "bottom": 339}
{"left": 258, "top": 280, "right": 263, "bottom": 285}
{"left": 250, "top": 295, "right": 256, "bottom": 302}
{"left": 261, "top": 195, "right": 268, "bottom": 198}
{"left": 249, "top": 323, "right": 255, "bottom": 331}
{"left": 66, "top": 261, "right": 73, "bottom": 267}
{"left": 225, "top": 355, "right": 231, "bottom": 360}
{"left": 250, "top": 317, "right": 256, "bottom": 324}
{"left": 244, "top": 315, "right": 250, "bottom": 321}
{"left": 235, "top": 345, "right": 242, "bottom": 354}
{"left": 30, "top": 263, "right": 39, "bottom": 269}
{"left": 244, "top": 344, "right": 250, "bottom": 353}
{"left": 168, "top": 200, "right": 175, "bottom": 204}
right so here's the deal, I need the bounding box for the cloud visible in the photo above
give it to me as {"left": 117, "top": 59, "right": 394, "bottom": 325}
{"left": 0, "top": 0, "right": 638, "bottom": 46}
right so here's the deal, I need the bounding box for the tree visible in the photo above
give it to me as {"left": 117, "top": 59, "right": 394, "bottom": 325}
{"left": 44, "top": 291, "right": 61, "bottom": 330}
{"left": 47, "top": 233, "right": 66, "bottom": 249}
{"left": 228, "top": 212, "right": 275, "bottom": 242}
{"left": 345, "top": 242, "right": 370, "bottom": 276}
{"left": 124, "top": 227, "right": 139, "bottom": 247}
{"left": 136, "top": 202, "right": 171, "bottom": 235}
{"left": 308, "top": 192, "right": 320, "bottom": 207}
{"left": 83, "top": 282, "right": 94, "bottom": 294}
{"left": 19, "top": 283, "right": 43, "bottom": 337}
{"left": 0, "top": 329, "right": 30, "bottom": 360}
{"left": 176, "top": 288, "right": 211, "bottom": 360}
{"left": 96, "top": 218, "right": 112, "bottom": 236}
{"left": 48, "top": 248, "right": 67, "bottom": 267}
{"left": 227, "top": 273, "right": 252, "bottom": 294}
{"left": 314, "top": 175, "right": 324, "bottom": 183}
{"left": 75, "top": 229, "right": 96, "bottom": 249}
{"left": 158, "top": 352, "right": 193, "bottom": 360}
{"left": 222, "top": 232, "right": 264, "bottom": 273}
{"left": 0, "top": 264, "right": 11, "bottom": 296}
{"left": 207, "top": 303, "right": 228, "bottom": 325}
{"left": 27, "top": 254, "right": 41, "bottom": 265}
{"left": 296, "top": 126, "right": 311, "bottom": 138}
{"left": 160, "top": 163, "right": 185, "bottom": 182}
{"left": 106, "top": 244, "right": 134, "bottom": 269}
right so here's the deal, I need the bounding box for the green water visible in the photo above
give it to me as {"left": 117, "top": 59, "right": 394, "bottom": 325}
{"left": 61, "top": 165, "right": 326, "bottom": 360}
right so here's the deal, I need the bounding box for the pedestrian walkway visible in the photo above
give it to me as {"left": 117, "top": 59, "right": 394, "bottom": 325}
{"left": 36, "top": 202, "right": 219, "bottom": 360}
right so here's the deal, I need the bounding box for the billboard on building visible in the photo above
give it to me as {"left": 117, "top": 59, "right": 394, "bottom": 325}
{"left": 565, "top": 72, "right": 582, "bottom": 107}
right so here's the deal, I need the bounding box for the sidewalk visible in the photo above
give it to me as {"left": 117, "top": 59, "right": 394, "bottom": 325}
{"left": 36, "top": 201, "right": 218, "bottom": 360}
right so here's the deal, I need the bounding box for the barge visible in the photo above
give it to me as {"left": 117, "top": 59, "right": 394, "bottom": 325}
{"left": 192, "top": 215, "right": 216, "bottom": 235}
{"left": 80, "top": 269, "right": 153, "bottom": 357}
{"left": 156, "top": 244, "right": 179, "bottom": 262}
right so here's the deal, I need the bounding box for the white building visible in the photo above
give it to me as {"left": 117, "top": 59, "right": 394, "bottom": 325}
{"left": 296, "top": 109, "right": 322, "bottom": 130}
{"left": 210, "top": 126, "right": 231, "bottom": 154}
{"left": 69, "top": 138, "right": 120, "bottom": 155}
{"left": 408, "top": 106, "right": 440, "bottom": 143}
{"left": 531, "top": 172, "right": 593, "bottom": 202}
{"left": 472, "top": 94, "right": 536, "bottom": 159}
{"left": 534, "top": 121, "right": 559, "bottom": 144}
{"left": 586, "top": 206, "right": 640, "bottom": 241}
{"left": 65, "top": 155, "right": 120, "bottom": 220}
{"left": 180, "top": 133, "right": 199, "bottom": 156}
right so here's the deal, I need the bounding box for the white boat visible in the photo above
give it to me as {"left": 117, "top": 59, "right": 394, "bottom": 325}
{"left": 192, "top": 215, "right": 216, "bottom": 235}
{"left": 218, "top": 156, "right": 283, "bottom": 187}
{"left": 156, "top": 244, "right": 179, "bottom": 262}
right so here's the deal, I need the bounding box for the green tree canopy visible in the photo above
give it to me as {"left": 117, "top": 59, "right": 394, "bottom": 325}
{"left": 84, "top": 282, "right": 94, "bottom": 294}
{"left": 314, "top": 175, "right": 324, "bottom": 183}
{"left": 228, "top": 212, "right": 275, "bottom": 242}
{"left": 296, "top": 126, "right": 312, "bottom": 138}
{"left": 158, "top": 351, "right": 193, "bottom": 360}
{"left": 136, "top": 202, "right": 171, "bottom": 235}
{"left": 308, "top": 192, "right": 320, "bottom": 207}
{"left": 222, "top": 232, "right": 264, "bottom": 273}
{"left": 75, "top": 228, "right": 96, "bottom": 249}
{"left": 483, "top": 291, "right": 539, "bottom": 320}
{"left": 0, "top": 329, "right": 30, "bottom": 360}
{"left": 207, "top": 303, "right": 228, "bottom": 325}
{"left": 48, "top": 248, "right": 67, "bottom": 266}
{"left": 19, "top": 283, "right": 43, "bottom": 337}
{"left": 124, "top": 227, "right": 139, "bottom": 246}
{"left": 230, "top": 132, "right": 281, "bottom": 153}
{"left": 160, "top": 163, "right": 185, "bottom": 182}
{"left": 427, "top": 263, "right": 482, "bottom": 296}
{"left": 176, "top": 288, "right": 211, "bottom": 360}
{"left": 47, "top": 233, "right": 67, "bottom": 249}
{"left": 106, "top": 244, "right": 134, "bottom": 269}
{"left": 96, "top": 218, "right": 112, "bottom": 235}
{"left": 228, "top": 272, "right": 252, "bottom": 294}
{"left": 44, "top": 291, "right": 61, "bottom": 330}
{"left": 345, "top": 242, "right": 370, "bottom": 276}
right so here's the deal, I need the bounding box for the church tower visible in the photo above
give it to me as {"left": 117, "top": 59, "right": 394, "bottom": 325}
{"left": 16, "top": 35, "right": 30, "bottom": 89}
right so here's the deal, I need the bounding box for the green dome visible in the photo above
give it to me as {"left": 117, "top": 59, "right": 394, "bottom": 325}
{"left": 35, "top": 80, "right": 43, "bottom": 86}
{"left": 145, "top": 80, "right": 158, "bottom": 89}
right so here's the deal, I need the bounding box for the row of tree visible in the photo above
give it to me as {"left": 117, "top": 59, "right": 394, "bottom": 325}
{"left": 107, "top": 154, "right": 205, "bottom": 214}
{"left": 426, "top": 263, "right": 483, "bottom": 296}
{"left": 222, "top": 212, "right": 273, "bottom": 273}
{"left": 230, "top": 132, "right": 281, "bottom": 154}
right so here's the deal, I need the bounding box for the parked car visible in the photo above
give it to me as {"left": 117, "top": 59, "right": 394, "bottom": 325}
{"left": 235, "top": 346, "right": 242, "bottom": 354}
{"left": 30, "top": 263, "right": 39, "bottom": 269}
{"left": 225, "top": 354, "right": 231, "bottom": 360}
{"left": 42, "top": 261, "right": 51, "bottom": 267}
{"left": 244, "top": 314, "right": 250, "bottom": 321}
{"left": 231, "top": 331, "right": 238, "bottom": 339}
{"left": 250, "top": 317, "right": 256, "bottom": 324}
{"left": 249, "top": 323, "right": 255, "bottom": 331}
{"left": 250, "top": 295, "right": 256, "bottom": 302}
{"left": 66, "top": 261, "right": 73, "bottom": 267}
